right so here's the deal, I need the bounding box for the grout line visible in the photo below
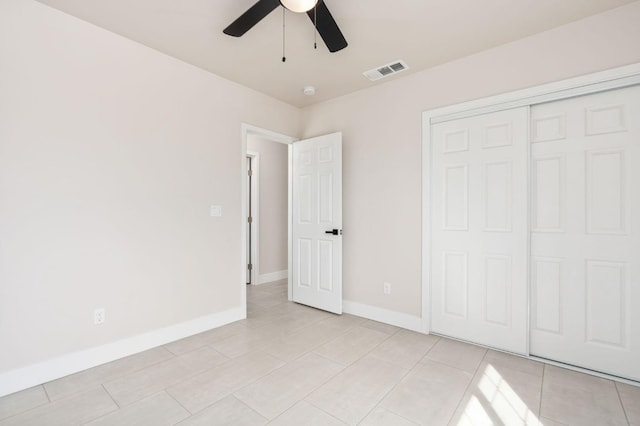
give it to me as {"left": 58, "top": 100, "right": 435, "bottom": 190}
{"left": 41, "top": 383, "right": 52, "bottom": 403}
{"left": 0, "top": 388, "right": 53, "bottom": 423}
{"left": 164, "top": 388, "right": 196, "bottom": 418}
{"left": 538, "top": 363, "right": 545, "bottom": 417}
{"left": 445, "top": 348, "right": 488, "bottom": 425}
{"left": 380, "top": 407, "right": 421, "bottom": 426}
{"left": 101, "top": 383, "right": 121, "bottom": 409}
{"left": 614, "top": 381, "right": 632, "bottom": 426}
{"left": 354, "top": 358, "right": 415, "bottom": 424}
{"left": 227, "top": 395, "right": 269, "bottom": 423}
{"left": 300, "top": 399, "right": 350, "bottom": 425}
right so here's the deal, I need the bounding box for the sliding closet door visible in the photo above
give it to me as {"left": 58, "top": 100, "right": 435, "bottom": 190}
{"left": 430, "top": 107, "right": 528, "bottom": 354}
{"left": 530, "top": 85, "right": 640, "bottom": 381}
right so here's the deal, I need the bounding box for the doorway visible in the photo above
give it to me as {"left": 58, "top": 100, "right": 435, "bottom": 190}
{"left": 240, "top": 124, "right": 296, "bottom": 313}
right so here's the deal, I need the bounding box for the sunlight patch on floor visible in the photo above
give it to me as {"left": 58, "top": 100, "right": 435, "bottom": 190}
{"left": 457, "top": 364, "right": 542, "bottom": 426}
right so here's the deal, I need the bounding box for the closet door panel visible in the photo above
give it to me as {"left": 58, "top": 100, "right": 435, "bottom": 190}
{"left": 431, "top": 107, "right": 529, "bottom": 354}
{"left": 530, "top": 85, "right": 640, "bottom": 381}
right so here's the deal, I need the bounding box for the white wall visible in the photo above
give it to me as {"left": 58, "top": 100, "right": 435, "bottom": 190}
{"left": 246, "top": 136, "right": 288, "bottom": 278}
{"left": 0, "top": 0, "right": 299, "bottom": 392}
{"left": 301, "top": 1, "right": 640, "bottom": 318}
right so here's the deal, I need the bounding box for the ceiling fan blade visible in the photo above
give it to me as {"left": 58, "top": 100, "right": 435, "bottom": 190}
{"left": 307, "top": 0, "right": 347, "bottom": 52}
{"left": 223, "top": 0, "right": 281, "bottom": 37}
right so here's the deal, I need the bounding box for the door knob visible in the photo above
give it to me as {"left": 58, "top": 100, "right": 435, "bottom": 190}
{"left": 325, "top": 229, "right": 342, "bottom": 235}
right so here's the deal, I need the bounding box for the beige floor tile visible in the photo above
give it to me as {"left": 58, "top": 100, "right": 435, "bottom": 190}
{"left": 449, "top": 400, "right": 494, "bottom": 426}
{"left": 167, "top": 351, "right": 285, "bottom": 414}
{"left": 176, "top": 395, "right": 267, "bottom": 426}
{"left": 247, "top": 282, "right": 286, "bottom": 297}
{"left": 240, "top": 312, "right": 289, "bottom": 330}
{"left": 359, "top": 407, "right": 419, "bottom": 426}
{"left": 451, "top": 360, "right": 543, "bottom": 426}
{"left": 247, "top": 301, "right": 265, "bottom": 315}
{"left": 6, "top": 281, "right": 635, "bottom": 426}
{"left": 249, "top": 293, "right": 287, "bottom": 309}
{"left": 306, "top": 355, "right": 408, "bottom": 425}
{"left": 0, "top": 386, "right": 49, "bottom": 421}
{"left": 0, "top": 387, "right": 117, "bottom": 426}
{"left": 257, "top": 311, "right": 328, "bottom": 336}
{"left": 209, "top": 325, "right": 287, "bottom": 359}
{"left": 361, "top": 320, "right": 400, "bottom": 335}
{"left": 163, "top": 321, "right": 246, "bottom": 355}
{"left": 270, "top": 401, "right": 347, "bottom": 426}
{"left": 370, "top": 329, "right": 440, "bottom": 370}
{"left": 85, "top": 391, "right": 189, "bottom": 425}
{"left": 450, "top": 395, "right": 547, "bottom": 426}
{"left": 44, "top": 347, "right": 174, "bottom": 401}
{"left": 379, "top": 359, "right": 473, "bottom": 426}
{"left": 313, "top": 326, "right": 390, "bottom": 366}
{"left": 539, "top": 417, "right": 567, "bottom": 426}
{"left": 484, "top": 350, "right": 544, "bottom": 377}
{"left": 617, "top": 382, "right": 640, "bottom": 425}
{"left": 315, "top": 313, "right": 368, "bottom": 332}
{"left": 263, "top": 320, "right": 350, "bottom": 362}
{"left": 233, "top": 352, "right": 343, "bottom": 420}
{"left": 540, "top": 365, "right": 627, "bottom": 426}
{"left": 104, "top": 346, "right": 228, "bottom": 406}
{"left": 424, "top": 338, "right": 487, "bottom": 374}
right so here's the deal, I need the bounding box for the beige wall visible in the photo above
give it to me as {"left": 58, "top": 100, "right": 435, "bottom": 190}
{"left": 300, "top": 1, "right": 640, "bottom": 317}
{"left": 0, "top": 0, "right": 299, "bottom": 376}
{"left": 246, "top": 136, "right": 288, "bottom": 277}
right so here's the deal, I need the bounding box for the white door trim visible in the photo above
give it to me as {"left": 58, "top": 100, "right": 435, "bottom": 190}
{"left": 421, "top": 62, "right": 640, "bottom": 334}
{"left": 240, "top": 124, "right": 297, "bottom": 313}
{"left": 246, "top": 150, "right": 259, "bottom": 286}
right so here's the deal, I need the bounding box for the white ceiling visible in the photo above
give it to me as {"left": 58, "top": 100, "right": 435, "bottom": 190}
{"left": 36, "top": 0, "right": 634, "bottom": 107}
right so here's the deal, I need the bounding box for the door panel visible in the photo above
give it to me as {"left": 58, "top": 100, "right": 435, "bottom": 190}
{"left": 530, "top": 85, "right": 640, "bottom": 381}
{"left": 431, "top": 107, "right": 529, "bottom": 354}
{"left": 292, "top": 133, "right": 342, "bottom": 314}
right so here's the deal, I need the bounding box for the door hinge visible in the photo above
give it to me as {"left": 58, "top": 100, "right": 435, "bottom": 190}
{"left": 248, "top": 263, "right": 253, "bottom": 270}
{"left": 248, "top": 216, "right": 253, "bottom": 223}
{"left": 248, "top": 169, "right": 253, "bottom": 177}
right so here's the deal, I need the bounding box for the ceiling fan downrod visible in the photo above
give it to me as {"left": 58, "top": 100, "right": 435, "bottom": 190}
{"left": 282, "top": 7, "right": 286, "bottom": 62}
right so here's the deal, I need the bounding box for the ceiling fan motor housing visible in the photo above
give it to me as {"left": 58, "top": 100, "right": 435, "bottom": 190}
{"left": 280, "top": 0, "right": 318, "bottom": 13}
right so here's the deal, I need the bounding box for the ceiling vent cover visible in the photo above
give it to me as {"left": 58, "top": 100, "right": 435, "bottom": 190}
{"left": 363, "top": 60, "right": 409, "bottom": 81}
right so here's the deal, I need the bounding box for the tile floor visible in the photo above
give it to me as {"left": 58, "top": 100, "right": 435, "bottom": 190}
{"left": 1, "top": 279, "right": 639, "bottom": 425}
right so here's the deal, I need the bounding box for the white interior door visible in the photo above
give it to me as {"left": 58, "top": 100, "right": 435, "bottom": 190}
{"left": 430, "top": 107, "right": 529, "bottom": 354}
{"left": 530, "top": 85, "right": 640, "bottom": 381}
{"left": 292, "top": 132, "right": 342, "bottom": 314}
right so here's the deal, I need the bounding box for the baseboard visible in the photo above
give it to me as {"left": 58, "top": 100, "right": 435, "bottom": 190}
{"left": 0, "top": 307, "right": 245, "bottom": 398}
{"left": 256, "top": 269, "right": 287, "bottom": 285}
{"left": 343, "top": 300, "right": 424, "bottom": 333}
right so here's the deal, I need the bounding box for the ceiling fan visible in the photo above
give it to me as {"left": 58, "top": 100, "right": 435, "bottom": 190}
{"left": 223, "top": 0, "right": 348, "bottom": 53}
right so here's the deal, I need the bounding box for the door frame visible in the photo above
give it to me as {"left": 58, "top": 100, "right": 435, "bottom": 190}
{"left": 240, "top": 124, "right": 297, "bottom": 313}
{"left": 421, "top": 63, "right": 640, "bottom": 335}
{"left": 246, "top": 151, "right": 259, "bottom": 285}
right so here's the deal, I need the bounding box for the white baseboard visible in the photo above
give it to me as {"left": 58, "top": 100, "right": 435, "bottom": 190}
{"left": 343, "top": 300, "right": 424, "bottom": 333}
{"left": 0, "top": 307, "right": 245, "bottom": 398}
{"left": 256, "top": 269, "right": 287, "bottom": 285}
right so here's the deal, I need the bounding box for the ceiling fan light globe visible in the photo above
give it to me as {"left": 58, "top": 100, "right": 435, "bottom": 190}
{"left": 280, "top": 0, "right": 318, "bottom": 13}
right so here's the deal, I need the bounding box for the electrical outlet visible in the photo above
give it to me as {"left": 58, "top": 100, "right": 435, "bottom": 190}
{"left": 94, "top": 308, "right": 105, "bottom": 325}
{"left": 383, "top": 282, "right": 391, "bottom": 295}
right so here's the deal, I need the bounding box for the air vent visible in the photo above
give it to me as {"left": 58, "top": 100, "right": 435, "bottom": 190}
{"left": 363, "top": 60, "right": 409, "bottom": 82}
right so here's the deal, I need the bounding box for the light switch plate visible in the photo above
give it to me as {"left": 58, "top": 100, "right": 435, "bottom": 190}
{"left": 210, "top": 205, "right": 222, "bottom": 217}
